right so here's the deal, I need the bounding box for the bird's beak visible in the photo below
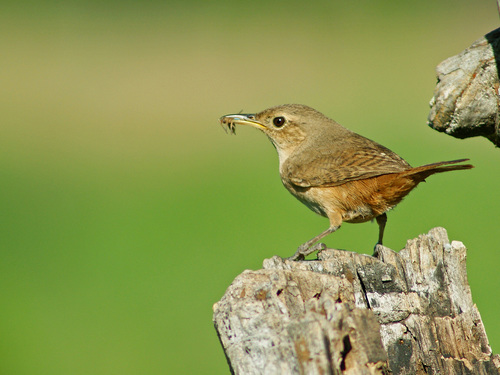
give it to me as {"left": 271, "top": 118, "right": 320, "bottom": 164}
{"left": 219, "top": 113, "right": 265, "bottom": 134}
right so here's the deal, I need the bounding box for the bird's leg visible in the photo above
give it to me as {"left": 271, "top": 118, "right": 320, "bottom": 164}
{"left": 375, "top": 213, "right": 387, "bottom": 245}
{"left": 373, "top": 213, "right": 387, "bottom": 257}
{"left": 287, "top": 225, "right": 340, "bottom": 261}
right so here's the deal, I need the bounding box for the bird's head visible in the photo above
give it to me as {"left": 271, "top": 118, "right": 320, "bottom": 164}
{"left": 220, "top": 104, "right": 335, "bottom": 158}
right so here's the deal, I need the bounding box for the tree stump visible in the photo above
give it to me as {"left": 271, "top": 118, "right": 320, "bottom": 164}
{"left": 428, "top": 28, "right": 500, "bottom": 146}
{"left": 213, "top": 228, "right": 500, "bottom": 374}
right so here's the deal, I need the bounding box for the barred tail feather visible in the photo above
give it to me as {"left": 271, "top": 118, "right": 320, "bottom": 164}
{"left": 402, "top": 159, "right": 474, "bottom": 181}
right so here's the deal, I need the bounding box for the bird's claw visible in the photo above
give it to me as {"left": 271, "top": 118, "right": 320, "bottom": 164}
{"left": 286, "top": 242, "right": 327, "bottom": 261}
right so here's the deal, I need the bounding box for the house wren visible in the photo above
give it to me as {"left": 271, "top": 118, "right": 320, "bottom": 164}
{"left": 219, "top": 104, "right": 473, "bottom": 260}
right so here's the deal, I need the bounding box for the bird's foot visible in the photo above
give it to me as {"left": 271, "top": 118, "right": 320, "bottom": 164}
{"left": 372, "top": 242, "right": 383, "bottom": 258}
{"left": 286, "top": 242, "right": 327, "bottom": 261}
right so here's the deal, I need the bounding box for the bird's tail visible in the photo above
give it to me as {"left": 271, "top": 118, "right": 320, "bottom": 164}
{"left": 402, "top": 159, "right": 474, "bottom": 181}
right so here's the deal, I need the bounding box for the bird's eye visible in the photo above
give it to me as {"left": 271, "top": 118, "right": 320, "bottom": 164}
{"left": 273, "top": 116, "right": 285, "bottom": 128}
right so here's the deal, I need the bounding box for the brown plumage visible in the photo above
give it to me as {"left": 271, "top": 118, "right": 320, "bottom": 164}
{"left": 220, "top": 104, "right": 474, "bottom": 260}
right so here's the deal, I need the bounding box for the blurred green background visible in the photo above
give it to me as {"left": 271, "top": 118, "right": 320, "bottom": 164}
{"left": 1, "top": 1, "right": 499, "bottom": 373}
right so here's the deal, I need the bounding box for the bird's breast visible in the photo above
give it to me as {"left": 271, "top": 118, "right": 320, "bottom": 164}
{"left": 280, "top": 178, "right": 329, "bottom": 217}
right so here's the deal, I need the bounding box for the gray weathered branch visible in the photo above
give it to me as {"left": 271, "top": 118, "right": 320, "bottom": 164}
{"left": 213, "top": 228, "right": 500, "bottom": 374}
{"left": 428, "top": 28, "right": 500, "bottom": 146}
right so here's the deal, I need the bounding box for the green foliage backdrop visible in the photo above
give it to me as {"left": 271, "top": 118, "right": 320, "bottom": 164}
{"left": 1, "top": 1, "right": 499, "bottom": 373}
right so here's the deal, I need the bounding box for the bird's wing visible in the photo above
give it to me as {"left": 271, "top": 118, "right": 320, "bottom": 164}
{"left": 282, "top": 139, "right": 411, "bottom": 187}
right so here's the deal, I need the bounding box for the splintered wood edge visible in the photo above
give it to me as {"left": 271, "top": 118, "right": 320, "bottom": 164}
{"left": 213, "top": 227, "right": 499, "bottom": 374}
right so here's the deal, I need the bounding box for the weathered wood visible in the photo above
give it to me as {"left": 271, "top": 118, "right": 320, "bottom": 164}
{"left": 213, "top": 228, "right": 500, "bottom": 374}
{"left": 428, "top": 28, "right": 500, "bottom": 146}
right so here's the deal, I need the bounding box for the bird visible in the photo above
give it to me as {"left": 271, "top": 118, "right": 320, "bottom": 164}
{"left": 219, "top": 104, "right": 474, "bottom": 260}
